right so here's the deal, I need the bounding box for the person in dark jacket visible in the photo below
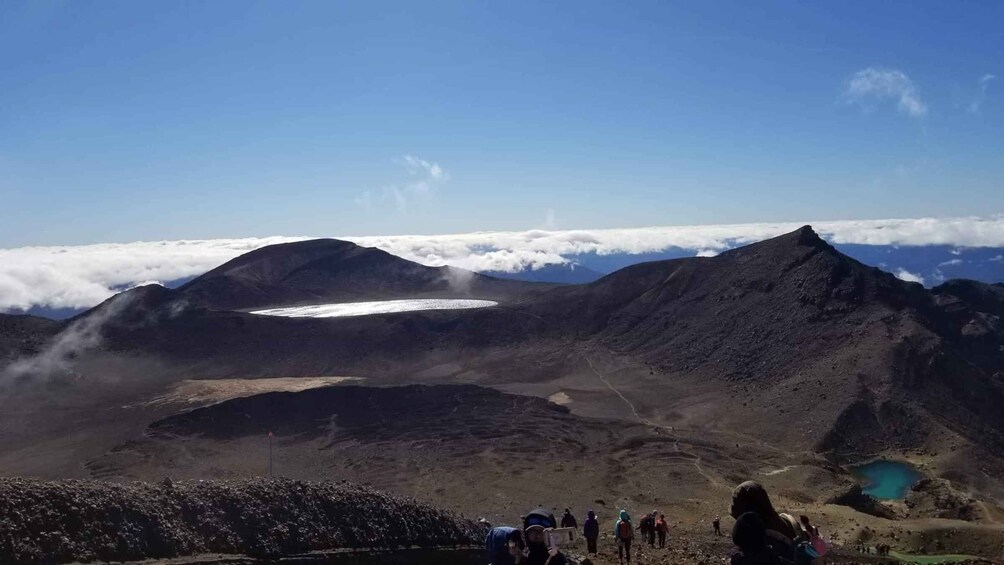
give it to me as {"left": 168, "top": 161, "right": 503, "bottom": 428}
{"left": 583, "top": 510, "right": 599, "bottom": 554}
{"left": 644, "top": 510, "right": 657, "bottom": 547}
{"left": 485, "top": 526, "right": 525, "bottom": 565}
{"left": 560, "top": 508, "right": 577, "bottom": 529}
{"left": 730, "top": 481, "right": 799, "bottom": 562}
{"left": 730, "top": 512, "right": 793, "bottom": 565}
{"left": 730, "top": 481, "right": 797, "bottom": 542}
{"left": 523, "top": 508, "right": 568, "bottom": 565}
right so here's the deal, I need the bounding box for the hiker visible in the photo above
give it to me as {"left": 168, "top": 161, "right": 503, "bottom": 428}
{"left": 797, "top": 516, "right": 818, "bottom": 539}
{"left": 642, "top": 509, "right": 650, "bottom": 545}
{"left": 730, "top": 481, "right": 799, "bottom": 557}
{"left": 714, "top": 516, "right": 723, "bottom": 536}
{"left": 730, "top": 511, "right": 793, "bottom": 565}
{"left": 797, "top": 515, "right": 827, "bottom": 557}
{"left": 645, "top": 510, "right": 657, "bottom": 547}
{"left": 583, "top": 510, "right": 599, "bottom": 554}
{"left": 655, "top": 513, "right": 669, "bottom": 548}
{"left": 485, "top": 526, "right": 525, "bottom": 565}
{"left": 523, "top": 508, "right": 568, "bottom": 565}
{"left": 614, "top": 509, "right": 634, "bottom": 564}
{"left": 561, "top": 508, "right": 577, "bottom": 529}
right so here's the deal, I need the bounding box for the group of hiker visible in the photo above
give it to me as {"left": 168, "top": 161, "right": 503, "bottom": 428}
{"left": 485, "top": 481, "right": 829, "bottom": 565}
{"left": 485, "top": 508, "right": 572, "bottom": 565}
{"left": 611, "top": 509, "right": 672, "bottom": 563}
{"left": 485, "top": 506, "right": 672, "bottom": 565}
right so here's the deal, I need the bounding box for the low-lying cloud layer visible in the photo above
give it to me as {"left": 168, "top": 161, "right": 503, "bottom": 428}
{"left": 2, "top": 216, "right": 1004, "bottom": 312}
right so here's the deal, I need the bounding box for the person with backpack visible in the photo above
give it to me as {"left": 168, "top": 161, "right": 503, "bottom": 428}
{"left": 797, "top": 515, "right": 827, "bottom": 561}
{"left": 655, "top": 513, "right": 669, "bottom": 548}
{"left": 730, "top": 511, "right": 793, "bottom": 565}
{"left": 729, "top": 481, "right": 798, "bottom": 558}
{"left": 641, "top": 510, "right": 656, "bottom": 547}
{"left": 485, "top": 526, "right": 525, "bottom": 565}
{"left": 523, "top": 508, "right": 568, "bottom": 565}
{"left": 583, "top": 510, "right": 599, "bottom": 555}
{"left": 560, "top": 508, "right": 577, "bottom": 529}
{"left": 614, "top": 509, "right": 633, "bottom": 565}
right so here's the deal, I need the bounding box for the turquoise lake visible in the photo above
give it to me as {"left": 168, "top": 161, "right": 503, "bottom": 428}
{"left": 852, "top": 460, "right": 922, "bottom": 500}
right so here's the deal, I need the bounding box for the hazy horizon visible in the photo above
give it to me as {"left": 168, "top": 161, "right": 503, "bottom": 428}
{"left": 3, "top": 214, "right": 1003, "bottom": 313}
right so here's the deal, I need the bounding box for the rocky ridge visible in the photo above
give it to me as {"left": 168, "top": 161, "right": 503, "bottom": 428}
{"left": 0, "top": 478, "right": 481, "bottom": 564}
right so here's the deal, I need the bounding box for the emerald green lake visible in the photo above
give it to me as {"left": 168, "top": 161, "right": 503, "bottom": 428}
{"left": 852, "top": 460, "right": 922, "bottom": 500}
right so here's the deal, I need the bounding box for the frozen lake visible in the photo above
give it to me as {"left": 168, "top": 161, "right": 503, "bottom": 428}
{"left": 250, "top": 299, "right": 498, "bottom": 318}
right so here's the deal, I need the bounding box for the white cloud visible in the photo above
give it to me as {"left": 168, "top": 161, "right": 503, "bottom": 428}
{"left": 968, "top": 73, "right": 995, "bottom": 114}
{"left": 4, "top": 215, "right": 1004, "bottom": 312}
{"left": 895, "top": 269, "right": 926, "bottom": 285}
{"left": 937, "top": 259, "right": 963, "bottom": 267}
{"left": 403, "top": 154, "right": 448, "bottom": 182}
{"left": 846, "top": 68, "right": 927, "bottom": 118}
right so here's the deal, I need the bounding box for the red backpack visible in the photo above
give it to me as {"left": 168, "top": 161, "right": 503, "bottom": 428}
{"left": 618, "top": 520, "right": 633, "bottom": 540}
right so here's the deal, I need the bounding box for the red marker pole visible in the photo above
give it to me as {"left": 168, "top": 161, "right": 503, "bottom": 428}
{"left": 268, "top": 431, "right": 273, "bottom": 478}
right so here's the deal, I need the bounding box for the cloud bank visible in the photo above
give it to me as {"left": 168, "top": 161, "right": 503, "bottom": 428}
{"left": 3, "top": 216, "right": 1004, "bottom": 312}
{"left": 0, "top": 236, "right": 307, "bottom": 311}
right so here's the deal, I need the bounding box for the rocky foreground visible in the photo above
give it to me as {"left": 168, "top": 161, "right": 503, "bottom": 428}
{"left": 0, "top": 478, "right": 482, "bottom": 563}
{"left": 573, "top": 539, "right": 997, "bottom": 565}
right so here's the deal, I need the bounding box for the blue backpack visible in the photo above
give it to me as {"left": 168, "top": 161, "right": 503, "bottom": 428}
{"left": 794, "top": 540, "right": 822, "bottom": 565}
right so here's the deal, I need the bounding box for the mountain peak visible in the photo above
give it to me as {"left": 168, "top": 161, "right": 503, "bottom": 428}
{"left": 717, "top": 225, "right": 835, "bottom": 263}
{"left": 787, "top": 224, "right": 829, "bottom": 249}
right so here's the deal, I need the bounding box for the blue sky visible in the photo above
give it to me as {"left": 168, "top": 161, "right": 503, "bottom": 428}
{"left": 1, "top": 1, "right": 1001, "bottom": 247}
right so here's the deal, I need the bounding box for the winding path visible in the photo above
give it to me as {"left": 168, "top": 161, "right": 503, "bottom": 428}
{"left": 583, "top": 355, "right": 724, "bottom": 489}
{"left": 584, "top": 355, "right": 651, "bottom": 426}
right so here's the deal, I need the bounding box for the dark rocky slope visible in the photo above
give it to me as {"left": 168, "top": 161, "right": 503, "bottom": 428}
{"left": 525, "top": 227, "right": 1004, "bottom": 458}
{"left": 0, "top": 313, "right": 62, "bottom": 364}
{"left": 0, "top": 477, "right": 482, "bottom": 564}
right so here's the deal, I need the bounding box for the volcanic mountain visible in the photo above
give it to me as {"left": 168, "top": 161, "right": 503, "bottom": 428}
{"left": 523, "top": 227, "right": 1004, "bottom": 459}
{"left": 175, "top": 238, "right": 545, "bottom": 311}
{"left": 24, "top": 227, "right": 1004, "bottom": 460}
{"left": 3, "top": 226, "right": 1004, "bottom": 562}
